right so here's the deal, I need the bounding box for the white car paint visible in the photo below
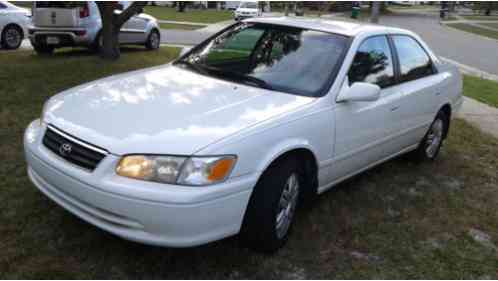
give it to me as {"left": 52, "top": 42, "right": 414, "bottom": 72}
{"left": 24, "top": 18, "right": 463, "bottom": 248}
{"left": 234, "top": 1, "right": 260, "bottom": 21}
{"left": 0, "top": 1, "right": 31, "bottom": 48}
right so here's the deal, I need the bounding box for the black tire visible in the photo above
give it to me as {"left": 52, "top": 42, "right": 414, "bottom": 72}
{"left": 240, "top": 155, "right": 303, "bottom": 253}
{"left": 409, "top": 110, "right": 449, "bottom": 162}
{"left": 1, "top": 24, "right": 23, "bottom": 50}
{"left": 90, "top": 31, "right": 103, "bottom": 53}
{"left": 145, "top": 29, "right": 160, "bottom": 50}
{"left": 33, "top": 43, "right": 55, "bottom": 55}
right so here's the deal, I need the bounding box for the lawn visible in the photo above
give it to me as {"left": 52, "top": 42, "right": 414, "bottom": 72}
{"left": 480, "top": 22, "right": 498, "bottom": 29}
{"left": 159, "top": 22, "right": 205, "bottom": 30}
{"left": 144, "top": 6, "right": 233, "bottom": 23}
{"left": 446, "top": 22, "right": 498, "bottom": 40}
{"left": 463, "top": 75, "right": 498, "bottom": 108}
{"left": 462, "top": 15, "right": 498, "bottom": 21}
{"left": 1, "top": 48, "right": 497, "bottom": 279}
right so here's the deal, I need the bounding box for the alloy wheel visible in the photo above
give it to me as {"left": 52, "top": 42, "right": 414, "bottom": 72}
{"left": 276, "top": 173, "right": 299, "bottom": 239}
{"left": 425, "top": 118, "right": 443, "bottom": 158}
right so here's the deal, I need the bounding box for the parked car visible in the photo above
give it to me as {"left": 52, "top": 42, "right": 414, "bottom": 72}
{"left": 28, "top": 1, "right": 160, "bottom": 54}
{"left": 0, "top": 1, "right": 31, "bottom": 49}
{"left": 234, "top": 1, "right": 261, "bottom": 21}
{"left": 24, "top": 18, "right": 463, "bottom": 252}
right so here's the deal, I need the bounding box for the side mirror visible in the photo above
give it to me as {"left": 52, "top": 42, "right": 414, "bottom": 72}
{"left": 180, "top": 46, "right": 192, "bottom": 57}
{"left": 137, "top": 7, "right": 144, "bottom": 14}
{"left": 336, "top": 82, "right": 381, "bottom": 103}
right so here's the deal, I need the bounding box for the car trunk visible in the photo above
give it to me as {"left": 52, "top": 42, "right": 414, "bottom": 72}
{"left": 33, "top": 2, "right": 87, "bottom": 27}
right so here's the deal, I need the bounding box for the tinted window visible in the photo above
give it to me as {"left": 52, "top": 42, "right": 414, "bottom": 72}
{"left": 393, "top": 35, "right": 434, "bottom": 82}
{"left": 348, "top": 36, "right": 395, "bottom": 88}
{"left": 0, "top": 2, "right": 6, "bottom": 9}
{"left": 177, "top": 23, "right": 348, "bottom": 97}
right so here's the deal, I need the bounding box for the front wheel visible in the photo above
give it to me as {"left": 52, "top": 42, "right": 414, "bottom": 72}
{"left": 240, "top": 156, "right": 302, "bottom": 253}
{"left": 1, "top": 25, "right": 23, "bottom": 50}
{"left": 410, "top": 110, "right": 449, "bottom": 161}
{"left": 145, "top": 29, "right": 160, "bottom": 50}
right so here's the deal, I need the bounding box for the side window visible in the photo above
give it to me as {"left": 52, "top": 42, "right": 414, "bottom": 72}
{"left": 392, "top": 35, "right": 434, "bottom": 82}
{"left": 348, "top": 36, "right": 395, "bottom": 88}
{"left": 0, "top": 3, "right": 6, "bottom": 9}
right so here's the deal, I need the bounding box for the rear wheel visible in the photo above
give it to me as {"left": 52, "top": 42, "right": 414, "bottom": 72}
{"left": 410, "top": 110, "right": 449, "bottom": 161}
{"left": 1, "top": 25, "right": 23, "bottom": 50}
{"left": 145, "top": 29, "right": 160, "bottom": 50}
{"left": 240, "top": 155, "right": 302, "bottom": 253}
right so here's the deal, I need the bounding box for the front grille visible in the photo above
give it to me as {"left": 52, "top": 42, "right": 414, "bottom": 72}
{"left": 42, "top": 126, "right": 107, "bottom": 171}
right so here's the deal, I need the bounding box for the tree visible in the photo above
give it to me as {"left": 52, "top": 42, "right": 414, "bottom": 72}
{"left": 95, "top": 1, "right": 147, "bottom": 60}
{"left": 370, "top": 1, "right": 381, "bottom": 23}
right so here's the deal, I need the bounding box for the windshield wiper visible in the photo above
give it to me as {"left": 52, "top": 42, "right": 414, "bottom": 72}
{"left": 203, "top": 66, "right": 274, "bottom": 90}
{"left": 174, "top": 60, "right": 209, "bottom": 75}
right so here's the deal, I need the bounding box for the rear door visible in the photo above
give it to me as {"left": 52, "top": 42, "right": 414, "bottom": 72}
{"left": 389, "top": 35, "right": 444, "bottom": 146}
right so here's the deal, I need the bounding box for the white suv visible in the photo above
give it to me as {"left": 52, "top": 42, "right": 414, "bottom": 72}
{"left": 24, "top": 18, "right": 462, "bottom": 252}
{"left": 29, "top": 1, "right": 160, "bottom": 54}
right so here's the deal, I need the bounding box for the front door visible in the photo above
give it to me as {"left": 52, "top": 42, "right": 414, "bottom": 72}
{"left": 327, "top": 35, "right": 406, "bottom": 183}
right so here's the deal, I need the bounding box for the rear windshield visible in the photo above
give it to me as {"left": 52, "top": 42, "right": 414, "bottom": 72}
{"left": 35, "top": 1, "right": 87, "bottom": 8}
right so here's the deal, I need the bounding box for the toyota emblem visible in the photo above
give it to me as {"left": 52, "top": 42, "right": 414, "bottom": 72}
{"left": 59, "top": 143, "right": 72, "bottom": 157}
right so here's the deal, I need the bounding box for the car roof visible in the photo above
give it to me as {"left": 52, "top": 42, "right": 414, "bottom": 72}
{"left": 245, "top": 17, "right": 409, "bottom": 37}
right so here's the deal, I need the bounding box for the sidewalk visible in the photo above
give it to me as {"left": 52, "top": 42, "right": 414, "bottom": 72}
{"left": 457, "top": 97, "right": 498, "bottom": 138}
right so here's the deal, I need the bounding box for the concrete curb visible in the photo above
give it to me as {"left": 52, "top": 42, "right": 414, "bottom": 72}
{"left": 157, "top": 20, "right": 209, "bottom": 26}
{"left": 440, "top": 57, "right": 498, "bottom": 82}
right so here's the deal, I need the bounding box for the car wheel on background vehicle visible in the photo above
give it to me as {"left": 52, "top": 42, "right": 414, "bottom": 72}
{"left": 33, "top": 43, "right": 55, "bottom": 55}
{"left": 410, "top": 110, "right": 449, "bottom": 162}
{"left": 91, "top": 31, "right": 103, "bottom": 53}
{"left": 145, "top": 29, "right": 160, "bottom": 50}
{"left": 240, "top": 155, "right": 302, "bottom": 253}
{"left": 1, "top": 24, "right": 23, "bottom": 50}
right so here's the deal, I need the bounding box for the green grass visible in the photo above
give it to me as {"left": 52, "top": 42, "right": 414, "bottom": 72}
{"left": 479, "top": 22, "right": 498, "bottom": 29}
{"left": 462, "top": 15, "right": 498, "bottom": 21}
{"left": 463, "top": 75, "right": 498, "bottom": 107}
{"left": 446, "top": 23, "right": 498, "bottom": 40}
{"left": 1, "top": 48, "right": 498, "bottom": 279}
{"left": 159, "top": 22, "right": 205, "bottom": 30}
{"left": 144, "top": 6, "right": 232, "bottom": 23}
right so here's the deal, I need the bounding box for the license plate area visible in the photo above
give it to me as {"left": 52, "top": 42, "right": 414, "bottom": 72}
{"left": 46, "top": 36, "right": 60, "bottom": 45}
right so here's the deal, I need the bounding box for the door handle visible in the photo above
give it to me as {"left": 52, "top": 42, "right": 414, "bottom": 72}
{"left": 435, "top": 92, "right": 441, "bottom": 96}
{"left": 390, "top": 105, "right": 400, "bottom": 112}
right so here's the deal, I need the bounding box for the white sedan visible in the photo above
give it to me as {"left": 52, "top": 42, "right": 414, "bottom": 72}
{"left": 0, "top": 1, "right": 30, "bottom": 49}
{"left": 24, "top": 18, "right": 463, "bottom": 252}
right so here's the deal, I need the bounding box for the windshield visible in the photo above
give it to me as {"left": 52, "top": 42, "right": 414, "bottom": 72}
{"left": 175, "top": 23, "right": 349, "bottom": 97}
{"left": 240, "top": 2, "right": 258, "bottom": 9}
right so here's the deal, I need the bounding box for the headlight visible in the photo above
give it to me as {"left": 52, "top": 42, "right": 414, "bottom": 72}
{"left": 116, "top": 155, "right": 236, "bottom": 186}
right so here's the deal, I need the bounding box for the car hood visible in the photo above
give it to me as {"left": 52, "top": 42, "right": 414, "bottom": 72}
{"left": 45, "top": 65, "right": 314, "bottom": 156}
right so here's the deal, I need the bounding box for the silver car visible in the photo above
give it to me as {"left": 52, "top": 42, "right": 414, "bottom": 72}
{"left": 29, "top": 1, "right": 160, "bottom": 54}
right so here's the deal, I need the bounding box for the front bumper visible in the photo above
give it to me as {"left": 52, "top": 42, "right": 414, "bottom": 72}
{"left": 24, "top": 120, "right": 257, "bottom": 247}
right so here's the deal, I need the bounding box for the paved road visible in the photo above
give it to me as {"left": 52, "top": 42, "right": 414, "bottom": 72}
{"left": 161, "top": 14, "right": 498, "bottom": 76}
{"left": 379, "top": 14, "right": 498, "bottom": 76}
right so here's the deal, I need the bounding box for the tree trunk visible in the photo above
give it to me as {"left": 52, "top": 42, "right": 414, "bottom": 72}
{"left": 96, "top": 1, "right": 147, "bottom": 60}
{"left": 370, "top": 1, "right": 381, "bottom": 23}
